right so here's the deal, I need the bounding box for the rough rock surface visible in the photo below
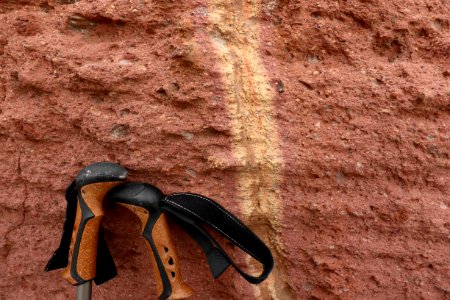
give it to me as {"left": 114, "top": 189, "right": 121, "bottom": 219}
{"left": 0, "top": 0, "right": 449, "bottom": 299}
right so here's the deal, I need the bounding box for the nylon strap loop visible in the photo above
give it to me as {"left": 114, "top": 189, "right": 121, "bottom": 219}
{"left": 163, "top": 193, "right": 274, "bottom": 284}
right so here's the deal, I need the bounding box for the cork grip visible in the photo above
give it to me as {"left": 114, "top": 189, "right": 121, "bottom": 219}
{"left": 62, "top": 182, "right": 122, "bottom": 284}
{"left": 119, "top": 203, "right": 194, "bottom": 299}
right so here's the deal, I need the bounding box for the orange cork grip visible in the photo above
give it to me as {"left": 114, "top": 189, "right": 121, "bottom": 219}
{"left": 119, "top": 203, "right": 194, "bottom": 299}
{"left": 62, "top": 182, "right": 122, "bottom": 284}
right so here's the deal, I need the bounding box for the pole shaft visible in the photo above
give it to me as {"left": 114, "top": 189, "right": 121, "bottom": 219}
{"left": 76, "top": 281, "right": 92, "bottom": 300}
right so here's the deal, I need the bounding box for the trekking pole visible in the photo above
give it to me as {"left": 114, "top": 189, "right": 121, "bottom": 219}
{"left": 45, "top": 162, "right": 128, "bottom": 300}
{"left": 76, "top": 281, "right": 92, "bottom": 300}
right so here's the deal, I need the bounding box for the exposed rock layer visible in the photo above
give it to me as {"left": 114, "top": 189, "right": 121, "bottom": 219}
{"left": 0, "top": 0, "right": 449, "bottom": 299}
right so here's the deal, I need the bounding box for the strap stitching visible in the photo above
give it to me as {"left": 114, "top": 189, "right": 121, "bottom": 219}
{"left": 165, "top": 197, "right": 262, "bottom": 262}
{"left": 170, "top": 192, "right": 248, "bottom": 231}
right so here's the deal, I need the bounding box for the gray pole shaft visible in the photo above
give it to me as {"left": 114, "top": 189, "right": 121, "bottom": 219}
{"left": 76, "top": 281, "right": 92, "bottom": 300}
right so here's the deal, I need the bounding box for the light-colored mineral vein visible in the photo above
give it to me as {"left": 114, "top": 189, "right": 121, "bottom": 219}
{"left": 208, "top": 1, "right": 291, "bottom": 298}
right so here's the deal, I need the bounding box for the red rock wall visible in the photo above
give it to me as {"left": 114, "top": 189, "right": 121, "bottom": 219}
{"left": 0, "top": 0, "right": 449, "bottom": 299}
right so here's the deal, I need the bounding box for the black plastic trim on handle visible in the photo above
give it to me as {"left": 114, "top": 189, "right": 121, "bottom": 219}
{"left": 143, "top": 212, "right": 173, "bottom": 300}
{"left": 107, "top": 183, "right": 173, "bottom": 300}
{"left": 69, "top": 192, "right": 95, "bottom": 284}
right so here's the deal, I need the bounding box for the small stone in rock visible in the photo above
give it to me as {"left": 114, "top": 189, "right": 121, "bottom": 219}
{"left": 276, "top": 80, "right": 284, "bottom": 93}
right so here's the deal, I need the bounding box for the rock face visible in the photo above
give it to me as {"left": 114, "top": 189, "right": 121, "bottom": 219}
{"left": 0, "top": 0, "right": 449, "bottom": 299}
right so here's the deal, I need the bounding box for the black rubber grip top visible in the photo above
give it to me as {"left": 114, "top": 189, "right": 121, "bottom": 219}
{"left": 107, "top": 182, "right": 164, "bottom": 209}
{"left": 75, "top": 162, "right": 128, "bottom": 187}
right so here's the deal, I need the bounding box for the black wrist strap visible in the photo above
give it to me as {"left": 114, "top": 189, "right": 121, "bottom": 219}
{"left": 162, "top": 193, "right": 274, "bottom": 284}
{"left": 163, "top": 207, "right": 230, "bottom": 278}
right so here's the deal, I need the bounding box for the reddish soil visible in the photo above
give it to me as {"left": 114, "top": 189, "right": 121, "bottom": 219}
{"left": 0, "top": 0, "right": 449, "bottom": 299}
